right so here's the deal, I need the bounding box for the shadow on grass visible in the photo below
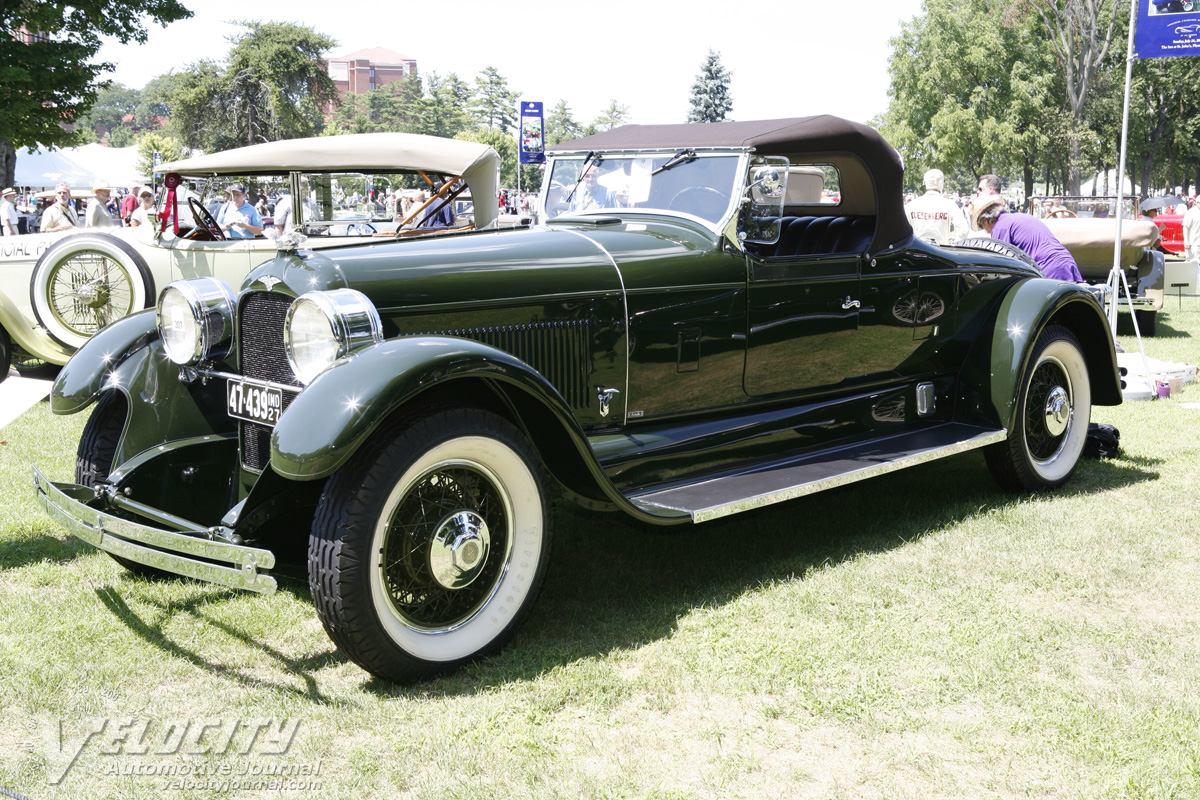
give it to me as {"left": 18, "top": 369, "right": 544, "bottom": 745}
{"left": 95, "top": 584, "right": 347, "bottom": 702}
{"left": 90, "top": 451, "right": 1158, "bottom": 700}
{"left": 0, "top": 533, "right": 92, "bottom": 570}
{"left": 387, "top": 451, "right": 1159, "bottom": 696}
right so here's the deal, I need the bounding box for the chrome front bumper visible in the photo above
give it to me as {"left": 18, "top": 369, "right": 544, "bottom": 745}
{"left": 33, "top": 467, "right": 277, "bottom": 594}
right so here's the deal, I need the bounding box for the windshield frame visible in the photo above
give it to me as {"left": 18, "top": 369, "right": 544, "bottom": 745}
{"left": 540, "top": 148, "right": 750, "bottom": 231}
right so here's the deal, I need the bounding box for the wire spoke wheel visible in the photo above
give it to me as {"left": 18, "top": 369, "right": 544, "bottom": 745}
{"left": 381, "top": 463, "right": 511, "bottom": 630}
{"left": 46, "top": 251, "right": 135, "bottom": 337}
{"left": 1023, "top": 357, "right": 1072, "bottom": 464}
{"left": 985, "top": 324, "right": 1090, "bottom": 491}
{"left": 308, "top": 407, "right": 551, "bottom": 682}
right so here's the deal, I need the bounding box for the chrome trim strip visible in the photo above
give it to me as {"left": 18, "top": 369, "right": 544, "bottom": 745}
{"left": 196, "top": 368, "right": 301, "bottom": 395}
{"left": 634, "top": 428, "right": 1008, "bottom": 523}
{"left": 33, "top": 467, "right": 277, "bottom": 594}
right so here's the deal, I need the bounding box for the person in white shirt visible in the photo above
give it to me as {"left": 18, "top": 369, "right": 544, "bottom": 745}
{"left": 84, "top": 180, "right": 118, "bottom": 228}
{"left": 1, "top": 187, "right": 18, "bottom": 236}
{"left": 1182, "top": 198, "right": 1200, "bottom": 262}
{"left": 129, "top": 188, "right": 157, "bottom": 228}
{"left": 905, "top": 168, "right": 969, "bottom": 244}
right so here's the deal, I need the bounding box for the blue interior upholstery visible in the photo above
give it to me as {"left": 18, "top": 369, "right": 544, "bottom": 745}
{"left": 769, "top": 215, "right": 875, "bottom": 257}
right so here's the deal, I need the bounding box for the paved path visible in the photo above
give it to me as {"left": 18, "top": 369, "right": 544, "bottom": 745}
{"left": 0, "top": 371, "right": 53, "bottom": 430}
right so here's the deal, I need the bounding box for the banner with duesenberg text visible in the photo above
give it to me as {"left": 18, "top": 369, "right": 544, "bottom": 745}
{"left": 1135, "top": 0, "right": 1200, "bottom": 58}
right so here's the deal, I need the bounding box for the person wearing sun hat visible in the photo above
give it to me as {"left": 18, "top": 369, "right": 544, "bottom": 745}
{"left": 971, "top": 194, "right": 1082, "bottom": 282}
{"left": 1, "top": 187, "right": 18, "bottom": 236}
{"left": 84, "top": 180, "right": 118, "bottom": 228}
{"left": 215, "top": 182, "right": 263, "bottom": 238}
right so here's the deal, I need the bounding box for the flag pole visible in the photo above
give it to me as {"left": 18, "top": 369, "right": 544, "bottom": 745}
{"left": 1110, "top": 0, "right": 1140, "bottom": 334}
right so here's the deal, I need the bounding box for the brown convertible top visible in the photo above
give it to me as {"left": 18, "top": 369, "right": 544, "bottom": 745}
{"left": 550, "top": 116, "right": 912, "bottom": 253}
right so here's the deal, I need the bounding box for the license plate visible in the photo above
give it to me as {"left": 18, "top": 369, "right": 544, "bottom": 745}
{"left": 226, "top": 378, "right": 284, "bottom": 426}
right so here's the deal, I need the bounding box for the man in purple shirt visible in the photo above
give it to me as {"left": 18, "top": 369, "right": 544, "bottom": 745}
{"left": 971, "top": 195, "right": 1083, "bottom": 281}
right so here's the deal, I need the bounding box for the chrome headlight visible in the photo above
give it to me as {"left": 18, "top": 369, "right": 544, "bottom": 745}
{"left": 156, "top": 278, "right": 237, "bottom": 365}
{"left": 284, "top": 289, "right": 383, "bottom": 385}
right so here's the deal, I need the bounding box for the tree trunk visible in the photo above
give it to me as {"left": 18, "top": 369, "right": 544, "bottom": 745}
{"left": 0, "top": 139, "right": 16, "bottom": 191}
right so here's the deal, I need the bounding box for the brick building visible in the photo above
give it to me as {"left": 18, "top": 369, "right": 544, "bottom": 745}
{"left": 326, "top": 48, "right": 418, "bottom": 97}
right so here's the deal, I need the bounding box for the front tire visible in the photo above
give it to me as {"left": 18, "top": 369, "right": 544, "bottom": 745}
{"left": 986, "top": 325, "right": 1091, "bottom": 491}
{"left": 308, "top": 407, "right": 551, "bottom": 682}
{"left": 75, "top": 391, "right": 172, "bottom": 578}
{"left": 31, "top": 234, "right": 153, "bottom": 349}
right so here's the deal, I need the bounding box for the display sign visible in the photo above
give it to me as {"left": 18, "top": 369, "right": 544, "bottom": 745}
{"left": 1135, "top": 0, "right": 1200, "bottom": 58}
{"left": 519, "top": 101, "right": 545, "bottom": 165}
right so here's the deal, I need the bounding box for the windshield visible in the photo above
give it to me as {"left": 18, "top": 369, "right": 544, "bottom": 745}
{"left": 543, "top": 154, "right": 741, "bottom": 224}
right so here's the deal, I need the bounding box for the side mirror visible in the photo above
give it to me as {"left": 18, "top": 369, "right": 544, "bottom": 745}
{"left": 750, "top": 166, "right": 784, "bottom": 198}
{"left": 740, "top": 157, "right": 789, "bottom": 245}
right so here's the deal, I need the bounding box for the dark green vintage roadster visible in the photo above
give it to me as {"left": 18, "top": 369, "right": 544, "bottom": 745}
{"left": 35, "top": 116, "right": 1120, "bottom": 682}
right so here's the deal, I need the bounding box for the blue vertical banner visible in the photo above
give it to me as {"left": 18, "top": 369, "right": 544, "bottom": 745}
{"left": 1135, "top": 0, "right": 1200, "bottom": 58}
{"left": 519, "top": 101, "right": 545, "bottom": 165}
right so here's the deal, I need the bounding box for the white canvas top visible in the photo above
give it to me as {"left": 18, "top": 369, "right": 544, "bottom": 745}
{"left": 158, "top": 133, "right": 501, "bottom": 228}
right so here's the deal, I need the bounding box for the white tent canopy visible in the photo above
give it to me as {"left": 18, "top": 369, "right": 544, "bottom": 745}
{"left": 13, "top": 144, "right": 146, "bottom": 190}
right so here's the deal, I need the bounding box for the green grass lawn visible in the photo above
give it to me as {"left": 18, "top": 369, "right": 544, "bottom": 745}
{"left": 2, "top": 298, "right": 1199, "bottom": 799}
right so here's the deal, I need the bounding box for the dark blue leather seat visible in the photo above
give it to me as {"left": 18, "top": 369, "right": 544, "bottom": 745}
{"left": 771, "top": 215, "right": 874, "bottom": 257}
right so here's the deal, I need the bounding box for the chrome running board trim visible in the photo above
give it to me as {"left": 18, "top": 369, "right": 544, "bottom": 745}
{"left": 629, "top": 423, "right": 1007, "bottom": 523}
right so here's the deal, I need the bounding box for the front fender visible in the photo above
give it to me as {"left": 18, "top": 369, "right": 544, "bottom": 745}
{"left": 51, "top": 309, "right": 159, "bottom": 414}
{"left": 989, "top": 279, "right": 1120, "bottom": 428}
{"left": 271, "top": 336, "right": 583, "bottom": 480}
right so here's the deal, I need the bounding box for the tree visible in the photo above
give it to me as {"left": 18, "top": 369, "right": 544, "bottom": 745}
{"left": 880, "top": 0, "right": 1063, "bottom": 197}
{"left": 544, "top": 100, "right": 583, "bottom": 145}
{"left": 472, "top": 67, "right": 519, "bottom": 132}
{"left": 1023, "top": 0, "right": 1124, "bottom": 193}
{"left": 0, "top": 0, "right": 192, "bottom": 189}
{"left": 591, "top": 100, "right": 630, "bottom": 133}
{"left": 106, "top": 125, "right": 136, "bottom": 148}
{"left": 77, "top": 83, "right": 141, "bottom": 137}
{"left": 165, "top": 21, "right": 338, "bottom": 151}
{"left": 135, "top": 131, "right": 185, "bottom": 184}
{"left": 687, "top": 50, "right": 733, "bottom": 123}
{"left": 415, "top": 72, "right": 473, "bottom": 138}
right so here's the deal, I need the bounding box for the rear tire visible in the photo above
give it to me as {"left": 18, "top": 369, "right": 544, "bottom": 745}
{"left": 1133, "top": 308, "right": 1157, "bottom": 337}
{"left": 0, "top": 327, "right": 10, "bottom": 385}
{"left": 308, "top": 406, "right": 551, "bottom": 682}
{"left": 986, "top": 325, "right": 1091, "bottom": 491}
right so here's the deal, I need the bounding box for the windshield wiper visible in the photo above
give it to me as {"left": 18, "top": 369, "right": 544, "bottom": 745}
{"left": 651, "top": 149, "right": 698, "bottom": 176}
{"left": 564, "top": 151, "right": 602, "bottom": 206}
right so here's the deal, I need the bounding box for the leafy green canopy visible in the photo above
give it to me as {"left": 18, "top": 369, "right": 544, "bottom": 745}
{"left": 165, "top": 21, "right": 339, "bottom": 152}
{"left": 0, "top": 0, "right": 191, "bottom": 186}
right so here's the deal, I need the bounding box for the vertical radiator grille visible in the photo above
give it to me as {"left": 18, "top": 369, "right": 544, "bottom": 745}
{"left": 238, "top": 291, "right": 299, "bottom": 471}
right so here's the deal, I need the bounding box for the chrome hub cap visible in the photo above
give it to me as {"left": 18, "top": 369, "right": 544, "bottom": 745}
{"left": 428, "top": 511, "right": 491, "bottom": 589}
{"left": 1043, "top": 386, "right": 1071, "bottom": 437}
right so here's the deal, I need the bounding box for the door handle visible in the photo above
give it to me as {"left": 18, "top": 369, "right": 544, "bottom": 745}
{"left": 841, "top": 297, "right": 861, "bottom": 310}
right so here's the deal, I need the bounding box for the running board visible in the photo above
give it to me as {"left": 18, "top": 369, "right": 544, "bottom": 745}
{"left": 629, "top": 423, "right": 1006, "bottom": 523}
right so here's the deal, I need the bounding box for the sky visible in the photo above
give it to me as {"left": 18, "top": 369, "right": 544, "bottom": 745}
{"left": 96, "top": 0, "right": 928, "bottom": 127}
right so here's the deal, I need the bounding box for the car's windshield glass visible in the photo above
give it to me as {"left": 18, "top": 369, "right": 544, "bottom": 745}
{"left": 544, "top": 154, "right": 740, "bottom": 224}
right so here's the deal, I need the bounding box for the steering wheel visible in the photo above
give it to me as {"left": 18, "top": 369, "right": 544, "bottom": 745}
{"left": 1048, "top": 209, "right": 1077, "bottom": 218}
{"left": 668, "top": 186, "right": 728, "bottom": 218}
{"left": 183, "top": 196, "right": 225, "bottom": 240}
{"left": 346, "top": 222, "right": 377, "bottom": 236}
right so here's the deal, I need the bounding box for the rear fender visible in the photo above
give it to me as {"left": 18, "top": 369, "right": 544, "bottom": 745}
{"left": 271, "top": 336, "right": 588, "bottom": 481}
{"left": 0, "top": 292, "right": 71, "bottom": 365}
{"left": 988, "top": 280, "right": 1120, "bottom": 429}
